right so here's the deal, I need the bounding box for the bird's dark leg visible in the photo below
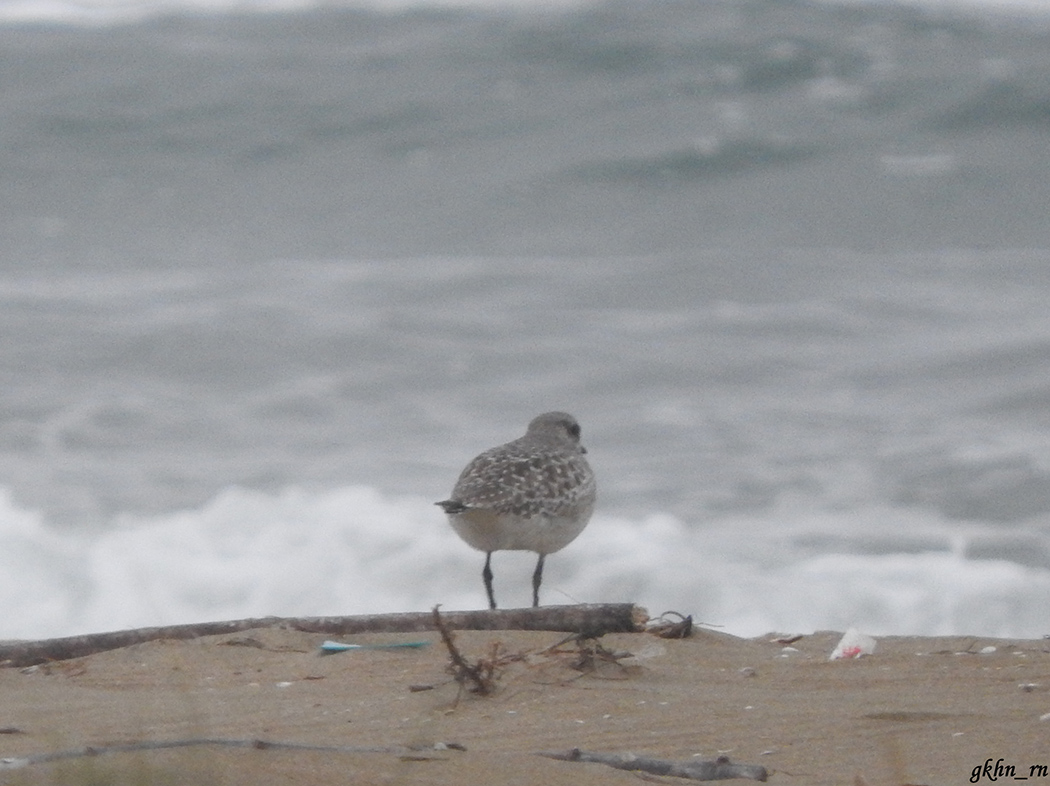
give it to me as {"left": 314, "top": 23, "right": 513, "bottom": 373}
{"left": 532, "top": 553, "right": 546, "bottom": 607}
{"left": 483, "top": 552, "right": 496, "bottom": 610}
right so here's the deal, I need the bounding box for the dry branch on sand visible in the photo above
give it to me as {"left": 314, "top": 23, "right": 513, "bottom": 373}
{"left": 0, "top": 738, "right": 467, "bottom": 771}
{"left": 0, "top": 604, "right": 646, "bottom": 668}
{"left": 538, "top": 749, "right": 769, "bottom": 782}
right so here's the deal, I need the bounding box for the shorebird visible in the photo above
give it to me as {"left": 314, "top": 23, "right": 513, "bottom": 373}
{"left": 436, "top": 411, "right": 597, "bottom": 609}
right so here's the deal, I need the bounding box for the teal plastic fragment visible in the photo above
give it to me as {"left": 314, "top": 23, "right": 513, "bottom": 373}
{"left": 318, "top": 640, "right": 430, "bottom": 655}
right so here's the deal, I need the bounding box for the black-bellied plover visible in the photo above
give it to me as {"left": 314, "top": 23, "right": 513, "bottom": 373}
{"left": 436, "top": 411, "right": 597, "bottom": 609}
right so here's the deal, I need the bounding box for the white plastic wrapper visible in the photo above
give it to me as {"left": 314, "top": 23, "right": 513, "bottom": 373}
{"left": 829, "top": 628, "right": 877, "bottom": 660}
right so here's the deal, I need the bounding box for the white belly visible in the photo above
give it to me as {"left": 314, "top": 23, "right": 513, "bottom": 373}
{"left": 448, "top": 503, "right": 594, "bottom": 555}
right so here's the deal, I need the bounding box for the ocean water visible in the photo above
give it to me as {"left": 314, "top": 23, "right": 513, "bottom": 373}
{"left": 3, "top": 0, "right": 1050, "bottom": 640}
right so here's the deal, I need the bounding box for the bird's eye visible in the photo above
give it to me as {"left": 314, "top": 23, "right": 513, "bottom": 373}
{"left": 568, "top": 423, "right": 581, "bottom": 439}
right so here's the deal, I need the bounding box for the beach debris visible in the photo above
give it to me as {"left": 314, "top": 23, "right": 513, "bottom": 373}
{"left": 17, "top": 659, "right": 87, "bottom": 677}
{"left": 830, "top": 628, "right": 877, "bottom": 660}
{"left": 1019, "top": 682, "right": 1039, "bottom": 693}
{"left": 432, "top": 605, "right": 522, "bottom": 697}
{"left": 567, "top": 636, "right": 635, "bottom": 677}
{"left": 429, "top": 606, "right": 646, "bottom": 695}
{"left": 221, "top": 636, "right": 266, "bottom": 649}
{"left": 649, "top": 611, "right": 694, "bottom": 639}
{"left": 533, "top": 631, "right": 643, "bottom": 681}
{"left": 862, "top": 711, "right": 952, "bottom": 722}
{"left": 539, "top": 748, "right": 768, "bottom": 781}
{"left": 926, "top": 639, "right": 1000, "bottom": 656}
{"left": 770, "top": 633, "right": 803, "bottom": 645}
{"left": 630, "top": 642, "right": 667, "bottom": 662}
{"left": 739, "top": 666, "right": 757, "bottom": 678}
{"left": 0, "top": 738, "right": 466, "bottom": 771}
{"left": 0, "top": 604, "right": 646, "bottom": 669}
{"left": 431, "top": 741, "right": 466, "bottom": 751}
{"left": 318, "top": 640, "right": 430, "bottom": 655}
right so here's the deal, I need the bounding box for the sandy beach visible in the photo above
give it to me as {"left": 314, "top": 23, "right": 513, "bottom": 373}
{"left": 2, "top": 613, "right": 1048, "bottom": 785}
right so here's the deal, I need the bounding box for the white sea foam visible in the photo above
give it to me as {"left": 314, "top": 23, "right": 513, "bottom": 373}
{"left": 3, "top": 484, "right": 1049, "bottom": 641}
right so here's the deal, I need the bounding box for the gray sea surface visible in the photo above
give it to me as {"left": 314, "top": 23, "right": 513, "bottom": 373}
{"left": 2, "top": 0, "right": 1050, "bottom": 638}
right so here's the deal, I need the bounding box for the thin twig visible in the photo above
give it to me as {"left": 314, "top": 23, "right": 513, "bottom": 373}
{"left": 432, "top": 605, "right": 498, "bottom": 696}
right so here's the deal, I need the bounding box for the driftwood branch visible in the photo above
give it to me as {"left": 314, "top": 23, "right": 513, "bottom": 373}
{"left": 0, "top": 604, "right": 646, "bottom": 668}
{"left": 539, "top": 749, "right": 769, "bottom": 782}
{"left": 0, "top": 737, "right": 466, "bottom": 771}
